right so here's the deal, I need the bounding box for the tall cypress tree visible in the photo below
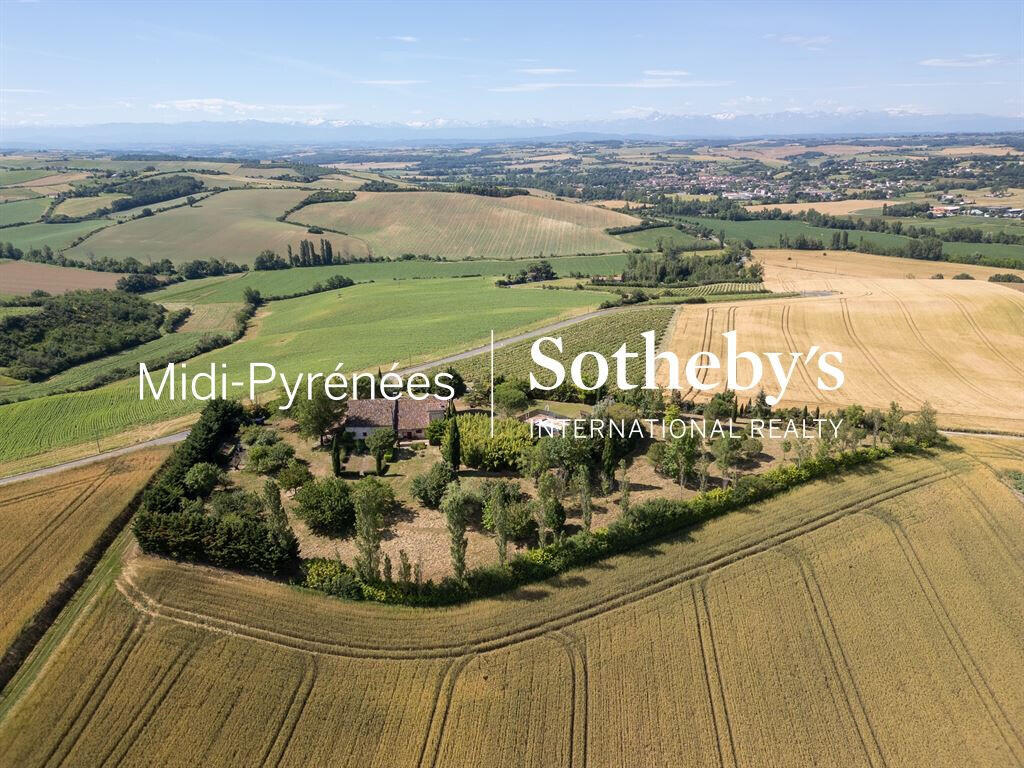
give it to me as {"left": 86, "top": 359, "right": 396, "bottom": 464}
{"left": 442, "top": 413, "right": 461, "bottom": 470}
{"left": 331, "top": 434, "right": 342, "bottom": 476}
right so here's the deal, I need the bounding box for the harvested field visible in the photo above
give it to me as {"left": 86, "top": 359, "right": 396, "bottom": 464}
{"left": 658, "top": 276, "right": 1024, "bottom": 432}
{"left": 289, "top": 191, "right": 638, "bottom": 259}
{"left": 746, "top": 199, "right": 893, "bottom": 215}
{"left": 51, "top": 193, "right": 129, "bottom": 218}
{"left": 757, "top": 248, "right": 1024, "bottom": 284}
{"left": 0, "top": 260, "right": 120, "bottom": 294}
{"left": 1, "top": 449, "right": 1021, "bottom": 766}
{"left": 64, "top": 189, "right": 369, "bottom": 266}
{"left": 0, "top": 446, "right": 169, "bottom": 656}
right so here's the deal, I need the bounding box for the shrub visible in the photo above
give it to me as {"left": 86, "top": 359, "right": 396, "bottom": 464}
{"left": 303, "top": 559, "right": 361, "bottom": 598}
{"left": 276, "top": 459, "right": 313, "bottom": 491}
{"left": 183, "top": 462, "right": 223, "bottom": 497}
{"left": 240, "top": 425, "right": 280, "bottom": 446}
{"left": 458, "top": 414, "right": 532, "bottom": 472}
{"left": 294, "top": 477, "right": 354, "bottom": 537}
{"left": 411, "top": 460, "right": 457, "bottom": 508}
{"left": 246, "top": 441, "right": 294, "bottom": 475}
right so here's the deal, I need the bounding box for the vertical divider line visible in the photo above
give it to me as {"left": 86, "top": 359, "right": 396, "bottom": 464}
{"left": 490, "top": 329, "right": 495, "bottom": 437}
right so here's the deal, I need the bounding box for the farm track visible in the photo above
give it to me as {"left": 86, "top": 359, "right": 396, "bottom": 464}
{"left": 114, "top": 463, "right": 953, "bottom": 663}
{"left": 838, "top": 298, "right": 920, "bottom": 405}
{"left": 778, "top": 545, "right": 887, "bottom": 768}
{"left": 692, "top": 581, "right": 737, "bottom": 768}
{"left": 942, "top": 293, "right": 1024, "bottom": 377}
{"left": 419, "top": 655, "right": 473, "bottom": 768}
{"left": 780, "top": 304, "right": 825, "bottom": 402}
{"left": 0, "top": 467, "right": 113, "bottom": 589}
{"left": 101, "top": 642, "right": 198, "bottom": 768}
{"left": 680, "top": 307, "right": 714, "bottom": 401}
{"left": 878, "top": 286, "right": 1001, "bottom": 406}
{"left": 258, "top": 654, "right": 317, "bottom": 768}
{"left": 550, "top": 630, "right": 588, "bottom": 768}
{"left": 866, "top": 509, "right": 1024, "bottom": 764}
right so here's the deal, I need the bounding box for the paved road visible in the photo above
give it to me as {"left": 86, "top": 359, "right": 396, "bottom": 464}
{"left": 0, "top": 306, "right": 642, "bottom": 486}
{"left": 0, "top": 431, "right": 191, "bottom": 487}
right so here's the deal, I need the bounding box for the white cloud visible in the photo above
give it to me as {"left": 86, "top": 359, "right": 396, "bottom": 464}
{"left": 357, "top": 79, "right": 427, "bottom": 86}
{"left": 643, "top": 69, "right": 689, "bottom": 77}
{"left": 490, "top": 78, "right": 730, "bottom": 92}
{"left": 919, "top": 53, "right": 1008, "bottom": 68}
{"left": 515, "top": 67, "right": 576, "bottom": 75}
{"left": 389, "top": 35, "right": 418, "bottom": 43}
{"left": 765, "top": 33, "right": 831, "bottom": 52}
{"left": 722, "top": 95, "right": 772, "bottom": 107}
{"left": 612, "top": 106, "right": 660, "bottom": 118}
{"left": 151, "top": 98, "right": 346, "bottom": 118}
{"left": 0, "top": 88, "right": 47, "bottom": 94}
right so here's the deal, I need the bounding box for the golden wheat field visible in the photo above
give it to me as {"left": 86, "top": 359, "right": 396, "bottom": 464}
{"left": 288, "top": 191, "right": 639, "bottom": 259}
{"left": 0, "top": 446, "right": 170, "bottom": 656}
{"left": 0, "top": 447, "right": 1021, "bottom": 767}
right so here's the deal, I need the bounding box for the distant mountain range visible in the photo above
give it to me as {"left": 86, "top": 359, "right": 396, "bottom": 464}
{"left": 3, "top": 111, "right": 1021, "bottom": 150}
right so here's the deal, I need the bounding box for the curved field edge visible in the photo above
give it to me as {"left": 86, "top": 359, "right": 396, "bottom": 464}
{"left": 1, "top": 446, "right": 1021, "bottom": 767}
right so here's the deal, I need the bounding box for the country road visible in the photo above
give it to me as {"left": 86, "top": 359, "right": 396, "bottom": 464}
{"left": 0, "top": 305, "right": 643, "bottom": 486}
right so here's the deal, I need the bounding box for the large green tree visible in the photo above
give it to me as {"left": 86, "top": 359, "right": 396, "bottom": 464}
{"left": 297, "top": 387, "right": 347, "bottom": 445}
{"left": 353, "top": 476, "right": 394, "bottom": 583}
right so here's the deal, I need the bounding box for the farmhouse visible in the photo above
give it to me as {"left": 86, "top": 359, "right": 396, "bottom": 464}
{"left": 343, "top": 395, "right": 454, "bottom": 440}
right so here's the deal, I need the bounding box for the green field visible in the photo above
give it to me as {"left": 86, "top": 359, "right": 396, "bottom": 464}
{"left": 51, "top": 193, "right": 130, "bottom": 218}
{"left": 0, "top": 197, "right": 51, "bottom": 227}
{"left": 63, "top": 189, "right": 357, "bottom": 266}
{"left": 676, "top": 216, "right": 914, "bottom": 250}
{"left": 618, "top": 225, "right": 711, "bottom": 250}
{"left": 0, "top": 278, "right": 606, "bottom": 464}
{"left": 150, "top": 252, "right": 633, "bottom": 304}
{"left": 940, "top": 239, "right": 1024, "bottom": 261}
{"left": 441, "top": 305, "right": 675, "bottom": 386}
{"left": 289, "top": 190, "right": 638, "bottom": 259}
{"left": 0, "top": 331, "right": 209, "bottom": 402}
{"left": 0, "top": 169, "right": 53, "bottom": 186}
{"left": 0, "top": 220, "right": 112, "bottom": 252}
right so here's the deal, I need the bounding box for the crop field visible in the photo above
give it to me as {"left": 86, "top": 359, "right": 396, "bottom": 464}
{"left": 746, "top": 199, "right": 894, "bottom": 215}
{"left": 0, "top": 169, "right": 53, "bottom": 186}
{"left": 0, "top": 260, "right": 120, "bottom": 294}
{"left": 675, "top": 216, "right": 915, "bottom": 250}
{"left": 0, "top": 198, "right": 50, "bottom": 227}
{"left": 0, "top": 278, "right": 605, "bottom": 466}
{"left": 617, "top": 225, "right": 710, "bottom": 250}
{"left": 0, "top": 219, "right": 112, "bottom": 252}
{"left": 149, "top": 252, "right": 633, "bottom": 305}
{"left": 756, "top": 248, "right": 1024, "bottom": 283}
{"left": 659, "top": 277, "right": 1024, "bottom": 432}
{"left": 440, "top": 305, "right": 675, "bottom": 386}
{"left": 289, "top": 191, "right": 639, "bottom": 259}
{"left": 0, "top": 445, "right": 170, "bottom": 657}
{"left": 51, "top": 193, "right": 130, "bottom": 218}
{"left": 64, "top": 189, "right": 368, "bottom": 267}
{"left": 2, "top": 448, "right": 1021, "bottom": 766}
{"left": 0, "top": 331, "right": 208, "bottom": 402}
{"left": 0, "top": 188, "right": 42, "bottom": 203}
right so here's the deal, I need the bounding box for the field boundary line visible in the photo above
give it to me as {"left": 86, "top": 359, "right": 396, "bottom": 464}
{"left": 114, "top": 465, "right": 954, "bottom": 660}
{"left": 779, "top": 545, "right": 887, "bottom": 768}
{"left": 866, "top": 509, "right": 1024, "bottom": 763}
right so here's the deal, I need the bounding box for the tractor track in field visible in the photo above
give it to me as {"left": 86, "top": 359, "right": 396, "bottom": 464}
{"left": 113, "top": 465, "right": 954, "bottom": 661}
{"left": 866, "top": 509, "right": 1024, "bottom": 764}
{"left": 780, "top": 304, "right": 824, "bottom": 402}
{"left": 779, "top": 545, "right": 888, "bottom": 768}
{"left": 694, "top": 580, "right": 737, "bottom": 768}
{"left": 838, "top": 298, "right": 920, "bottom": 405}
{"left": 260, "top": 654, "right": 318, "bottom": 768}
{"left": 943, "top": 293, "right": 1023, "bottom": 377}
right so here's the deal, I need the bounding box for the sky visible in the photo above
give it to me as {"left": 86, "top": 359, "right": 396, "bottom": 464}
{"left": 1, "top": 0, "right": 1022, "bottom": 126}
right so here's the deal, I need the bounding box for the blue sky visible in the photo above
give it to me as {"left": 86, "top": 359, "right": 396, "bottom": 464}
{"left": 2, "top": 0, "right": 1022, "bottom": 125}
